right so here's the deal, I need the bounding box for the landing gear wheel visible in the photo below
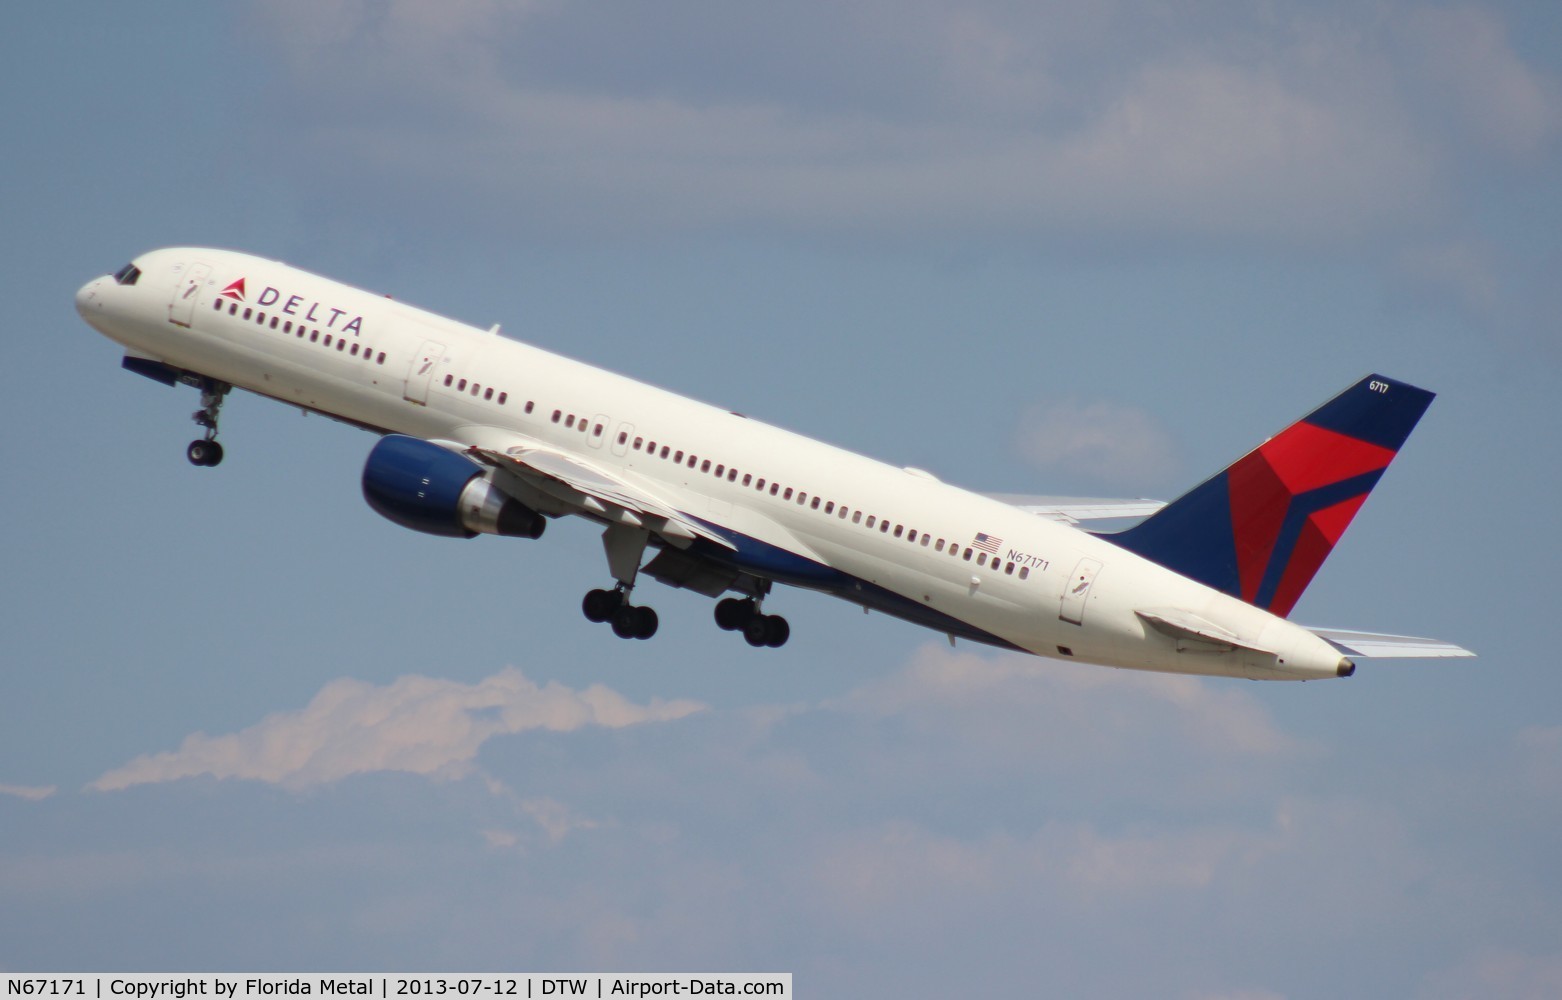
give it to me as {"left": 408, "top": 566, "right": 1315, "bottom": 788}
{"left": 611, "top": 604, "right": 658, "bottom": 640}
{"left": 742, "top": 614, "right": 790, "bottom": 648}
{"left": 583, "top": 588, "right": 622, "bottom": 623}
{"left": 763, "top": 614, "right": 790, "bottom": 648}
{"left": 631, "top": 605, "right": 658, "bottom": 640}
{"left": 715, "top": 597, "right": 754, "bottom": 631}
{"left": 743, "top": 615, "right": 771, "bottom": 648}
{"left": 187, "top": 439, "right": 224, "bottom": 467}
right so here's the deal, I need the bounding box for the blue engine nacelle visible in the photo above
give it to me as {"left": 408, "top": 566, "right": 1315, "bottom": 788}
{"left": 362, "top": 434, "right": 545, "bottom": 539}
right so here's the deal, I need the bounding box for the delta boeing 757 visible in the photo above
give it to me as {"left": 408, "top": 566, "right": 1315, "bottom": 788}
{"left": 76, "top": 248, "right": 1472, "bottom": 679}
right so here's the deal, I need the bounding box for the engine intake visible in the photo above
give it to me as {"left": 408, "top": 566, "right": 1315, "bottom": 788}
{"left": 362, "top": 434, "right": 545, "bottom": 539}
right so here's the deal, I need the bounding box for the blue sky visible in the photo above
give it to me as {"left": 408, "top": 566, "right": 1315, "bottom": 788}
{"left": 3, "top": 2, "right": 1560, "bottom": 995}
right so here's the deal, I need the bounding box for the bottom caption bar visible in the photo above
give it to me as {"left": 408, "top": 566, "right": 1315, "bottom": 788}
{"left": 2, "top": 976, "right": 790, "bottom": 999}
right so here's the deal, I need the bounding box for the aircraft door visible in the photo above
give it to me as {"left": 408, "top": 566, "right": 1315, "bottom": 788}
{"left": 611, "top": 421, "right": 634, "bottom": 457}
{"left": 168, "top": 262, "right": 212, "bottom": 328}
{"left": 404, "top": 340, "right": 446, "bottom": 405}
{"left": 1059, "top": 557, "right": 1103, "bottom": 626}
{"left": 588, "top": 412, "right": 611, "bottom": 449}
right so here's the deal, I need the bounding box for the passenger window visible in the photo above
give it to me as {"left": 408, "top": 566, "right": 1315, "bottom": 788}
{"left": 633, "top": 437, "right": 643, "bottom": 450}
{"left": 230, "top": 304, "right": 238, "bottom": 316}
{"left": 770, "top": 484, "right": 779, "bottom": 496}
{"left": 797, "top": 492, "right": 806, "bottom": 504}
{"left": 702, "top": 460, "right": 712, "bottom": 473}
{"left": 742, "top": 474, "right": 752, "bottom": 487}
{"left": 243, "top": 308, "right": 253, "bottom": 320}
{"left": 310, "top": 330, "right": 318, "bottom": 342}
{"left": 866, "top": 516, "right": 876, "bottom": 528}
{"left": 324, "top": 335, "right": 332, "bottom": 347}
{"left": 459, "top": 379, "right": 468, "bottom": 391}
{"left": 728, "top": 469, "right": 738, "bottom": 482}
{"left": 565, "top": 414, "right": 574, "bottom": 428}
{"left": 270, "top": 317, "right": 280, "bottom": 330}
{"left": 1004, "top": 562, "right": 1015, "bottom": 575}
{"left": 977, "top": 553, "right": 987, "bottom": 566}
{"left": 257, "top": 311, "right": 266, "bottom": 324}
{"left": 484, "top": 388, "right": 493, "bottom": 400}
{"left": 660, "top": 446, "right": 670, "bottom": 459}
{"left": 552, "top": 410, "right": 562, "bottom": 423}
{"left": 962, "top": 548, "right": 972, "bottom": 561}
{"left": 471, "top": 383, "right": 480, "bottom": 395}
{"left": 881, "top": 521, "right": 890, "bottom": 533}
{"left": 688, "top": 455, "right": 697, "bottom": 467}
{"left": 674, "top": 450, "right": 684, "bottom": 463}
{"left": 811, "top": 497, "right": 821, "bottom": 510}
{"left": 594, "top": 424, "right": 604, "bottom": 436}
{"left": 783, "top": 488, "right": 793, "bottom": 500}
{"left": 377, "top": 352, "right": 385, "bottom": 364}
{"left": 1019, "top": 566, "right": 1030, "bottom": 580}
{"left": 337, "top": 340, "right": 346, "bottom": 351}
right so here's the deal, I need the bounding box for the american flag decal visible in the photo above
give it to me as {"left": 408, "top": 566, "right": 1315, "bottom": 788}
{"left": 971, "top": 532, "right": 1002, "bottom": 555}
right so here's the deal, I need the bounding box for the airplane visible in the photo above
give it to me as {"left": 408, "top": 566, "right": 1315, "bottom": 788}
{"left": 76, "top": 248, "right": 1473, "bottom": 680}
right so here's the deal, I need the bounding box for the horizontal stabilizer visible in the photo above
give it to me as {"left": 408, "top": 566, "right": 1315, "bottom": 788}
{"left": 1307, "top": 627, "right": 1475, "bottom": 659}
{"left": 988, "top": 494, "right": 1166, "bottom": 527}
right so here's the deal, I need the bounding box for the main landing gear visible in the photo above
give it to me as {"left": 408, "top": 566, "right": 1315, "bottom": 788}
{"left": 582, "top": 524, "right": 660, "bottom": 641}
{"left": 186, "top": 379, "right": 231, "bottom": 467}
{"left": 582, "top": 586, "right": 659, "bottom": 640}
{"left": 714, "top": 596, "right": 790, "bottom": 648}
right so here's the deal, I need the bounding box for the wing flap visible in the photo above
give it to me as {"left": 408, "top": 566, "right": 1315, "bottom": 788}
{"left": 461, "top": 433, "right": 735, "bottom": 551}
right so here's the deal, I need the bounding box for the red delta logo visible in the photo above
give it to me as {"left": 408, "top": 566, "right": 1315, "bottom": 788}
{"left": 219, "top": 278, "right": 247, "bottom": 302}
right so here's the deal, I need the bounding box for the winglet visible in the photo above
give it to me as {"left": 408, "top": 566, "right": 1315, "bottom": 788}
{"left": 1105, "top": 375, "right": 1434, "bottom": 617}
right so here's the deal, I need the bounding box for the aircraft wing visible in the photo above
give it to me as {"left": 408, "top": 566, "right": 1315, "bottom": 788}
{"left": 456, "top": 431, "right": 735, "bottom": 551}
{"left": 1306, "top": 627, "right": 1476, "bottom": 659}
{"left": 986, "top": 493, "right": 1167, "bottom": 527}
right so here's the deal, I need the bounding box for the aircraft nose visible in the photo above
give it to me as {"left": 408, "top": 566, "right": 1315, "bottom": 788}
{"left": 75, "top": 277, "right": 102, "bottom": 318}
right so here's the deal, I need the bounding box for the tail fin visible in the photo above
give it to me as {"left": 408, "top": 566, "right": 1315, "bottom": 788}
{"left": 1106, "top": 375, "right": 1434, "bottom": 617}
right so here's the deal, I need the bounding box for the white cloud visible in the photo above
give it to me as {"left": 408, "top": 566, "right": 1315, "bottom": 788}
{"left": 88, "top": 667, "right": 704, "bottom": 792}
{"left": 0, "top": 783, "right": 56, "bottom": 801}
{"left": 245, "top": 2, "right": 1469, "bottom": 245}
{"left": 1399, "top": 6, "right": 1561, "bottom": 158}
{"left": 1013, "top": 397, "right": 1181, "bottom": 488}
{"left": 1419, "top": 948, "right": 1562, "bottom": 1000}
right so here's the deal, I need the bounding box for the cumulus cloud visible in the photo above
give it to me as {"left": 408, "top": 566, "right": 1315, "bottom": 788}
{"left": 89, "top": 668, "right": 704, "bottom": 792}
{"left": 1013, "top": 396, "right": 1181, "bottom": 487}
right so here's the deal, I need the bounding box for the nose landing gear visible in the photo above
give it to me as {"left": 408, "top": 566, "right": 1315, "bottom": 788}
{"left": 186, "top": 379, "right": 230, "bottom": 467}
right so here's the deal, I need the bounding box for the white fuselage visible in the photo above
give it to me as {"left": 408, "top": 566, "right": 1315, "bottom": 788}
{"left": 77, "top": 247, "right": 1352, "bottom": 680}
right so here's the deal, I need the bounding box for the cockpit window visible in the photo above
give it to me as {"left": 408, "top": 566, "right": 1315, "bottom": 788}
{"left": 112, "top": 263, "right": 141, "bottom": 286}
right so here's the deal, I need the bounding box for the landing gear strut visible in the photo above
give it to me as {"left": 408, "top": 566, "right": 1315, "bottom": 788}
{"left": 714, "top": 596, "right": 789, "bottom": 648}
{"left": 187, "top": 379, "right": 230, "bottom": 467}
{"left": 582, "top": 525, "right": 659, "bottom": 640}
